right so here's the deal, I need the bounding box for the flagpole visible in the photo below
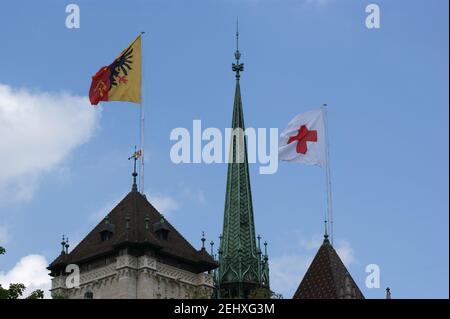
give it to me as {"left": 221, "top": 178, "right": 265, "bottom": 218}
{"left": 323, "top": 104, "right": 334, "bottom": 244}
{"left": 140, "top": 31, "right": 145, "bottom": 194}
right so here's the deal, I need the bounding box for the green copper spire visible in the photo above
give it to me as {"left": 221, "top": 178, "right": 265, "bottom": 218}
{"left": 217, "top": 26, "right": 270, "bottom": 298}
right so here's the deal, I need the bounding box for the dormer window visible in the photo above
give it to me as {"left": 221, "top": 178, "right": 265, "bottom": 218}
{"left": 99, "top": 217, "right": 115, "bottom": 242}
{"left": 100, "top": 231, "right": 112, "bottom": 241}
{"left": 157, "top": 229, "right": 169, "bottom": 240}
{"left": 153, "top": 216, "right": 170, "bottom": 240}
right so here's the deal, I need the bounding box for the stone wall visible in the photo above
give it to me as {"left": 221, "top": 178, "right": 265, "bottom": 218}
{"left": 50, "top": 254, "right": 214, "bottom": 299}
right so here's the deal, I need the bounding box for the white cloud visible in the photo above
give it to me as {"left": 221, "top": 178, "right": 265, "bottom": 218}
{"left": 182, "top": 187, "right": 207, "bottom": 204}
{"left": 299, "top": 237, "right": 322, "bottom": 250}
{"left": 335, "top": 239, "right": 355, "bottom": 267}
{"left": 149, "top": 193, "right": 179, "bottom": 216}
{"left": 0, "top": 83, "right": 99, "bottom": 202}
{"left": 270, "top": 254, "right": 314, "bottom": 298}
{"left": 0, "top": 254, "right": 51, "bottom": 299}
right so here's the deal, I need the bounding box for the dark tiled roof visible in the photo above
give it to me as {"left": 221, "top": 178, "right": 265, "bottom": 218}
{"left": 293, "top": 238, "right": 364, "bottom": 299}
{"left": 49, "top": 191, "right": 217, "bottom": 273}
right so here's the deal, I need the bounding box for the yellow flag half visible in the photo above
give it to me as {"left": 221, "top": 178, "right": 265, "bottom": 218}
{"left": 89, "top": 35, "right": 141, "bottom": 105}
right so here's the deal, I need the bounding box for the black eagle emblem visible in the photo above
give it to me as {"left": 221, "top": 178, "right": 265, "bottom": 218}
{"left": 109, "top": 46, "right": 134, "bottom": 88}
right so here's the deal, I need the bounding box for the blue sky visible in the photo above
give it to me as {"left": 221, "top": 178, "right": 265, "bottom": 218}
{"left": 0, "top": 0, "right": 448, "bottom": 298}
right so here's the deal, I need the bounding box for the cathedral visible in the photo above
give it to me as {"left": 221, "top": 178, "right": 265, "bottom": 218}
{"left": 48, "top": 31, "right": 363, "bottom": 299}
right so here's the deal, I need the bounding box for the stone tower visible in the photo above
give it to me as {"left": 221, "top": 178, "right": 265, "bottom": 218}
{"left": 216, "top": 28, "right": 270, "bottom": 299}
{"left": 48, "top": 163, "right": 217, "bottom": 299}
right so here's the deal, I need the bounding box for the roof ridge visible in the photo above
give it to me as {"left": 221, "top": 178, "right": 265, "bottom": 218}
{"left": 323, "top": 241, "right": 343, "bottom": 297}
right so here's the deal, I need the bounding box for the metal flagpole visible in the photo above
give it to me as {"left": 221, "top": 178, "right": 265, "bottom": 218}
{"left": 323, "top": 104, "right": 334, "bottom": 244}
{"left": 139, "top": 31, "right": 145, "bottom": 194}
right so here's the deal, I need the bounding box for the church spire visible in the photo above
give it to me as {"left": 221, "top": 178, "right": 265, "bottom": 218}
{"left": 217, "top": 26, "right": 269, "bottom": 299}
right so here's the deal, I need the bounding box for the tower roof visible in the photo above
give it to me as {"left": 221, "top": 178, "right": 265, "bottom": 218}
{"left": 293, "top": 237, "right": 364, "bottom": 299}
{"left": 49, "top": 191, "right": 217, "bottom": 274}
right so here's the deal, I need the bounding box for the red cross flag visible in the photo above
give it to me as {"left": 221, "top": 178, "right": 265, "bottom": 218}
{"left": 278, "top": 107, "right": 327, "bottom": 167}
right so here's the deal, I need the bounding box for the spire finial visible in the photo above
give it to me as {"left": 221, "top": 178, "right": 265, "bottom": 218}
{"left": 263, "top": 241, "right": 268, "bottom": 258}
{"left": 324, "top": 220, "right": 330, "bottom": 242}
{"left": 232, "top": 19, "right": 244, "bottom": 79}
{"left": 201, "top": 231, "right": 206, "bottom": 249}
{"left": 386, "top": 287, "right": 391, "bottom": 299}
{"left": 128, "top": 146, "right": 139, "bottom": 192}
{"left": 236, "top": 17, "right": 239, "bottom": 52}
{"left": 61, "top": 235, "right": 66, "bottom": 254}
{"left": 65, "top": 237, "right": 69, "bottom": 254}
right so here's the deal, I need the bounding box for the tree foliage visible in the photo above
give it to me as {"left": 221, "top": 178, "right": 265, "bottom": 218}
{"left": 248, "top": 287, "right": 283, "bottom": 299}
{"left": 26, "top": 289, "right": 45, "bottom": 299}
{"left": 0, "top": 246, "right": 44, "bottom": 299}
{"left": 51, "top": 293, "right": 66, "bottom": 299}
{"left": 191, "top": 288, "right": 211, "bottom": 299}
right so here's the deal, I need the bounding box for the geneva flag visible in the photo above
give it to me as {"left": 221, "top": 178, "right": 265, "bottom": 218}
{"left": 89, "top": 35, "right": 142, "bottom": 105}
{"left": 278, "top": 107, "right": 327, "bottom": 167}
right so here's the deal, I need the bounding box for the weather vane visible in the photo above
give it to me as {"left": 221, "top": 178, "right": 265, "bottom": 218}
{"left": 128, "top": 146, "right": 141, "bottom": 192}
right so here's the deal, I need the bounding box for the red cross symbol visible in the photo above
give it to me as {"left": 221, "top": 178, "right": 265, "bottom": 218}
{"left": 287, "top": 125, "right": 317, "bottom": 154}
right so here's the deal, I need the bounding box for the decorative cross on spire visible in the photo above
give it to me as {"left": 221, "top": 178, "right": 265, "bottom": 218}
{"left": 232, "top": 18, "right": 244, "bottom": 79}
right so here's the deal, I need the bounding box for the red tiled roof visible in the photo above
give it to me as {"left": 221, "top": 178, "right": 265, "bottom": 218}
{"left": 293, "top": 238, "right": 364, "bottom": 299}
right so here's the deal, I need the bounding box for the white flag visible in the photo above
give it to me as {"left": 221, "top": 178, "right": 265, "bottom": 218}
{"left": 278, "top": 107, "right": 327, "bottom": 167}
